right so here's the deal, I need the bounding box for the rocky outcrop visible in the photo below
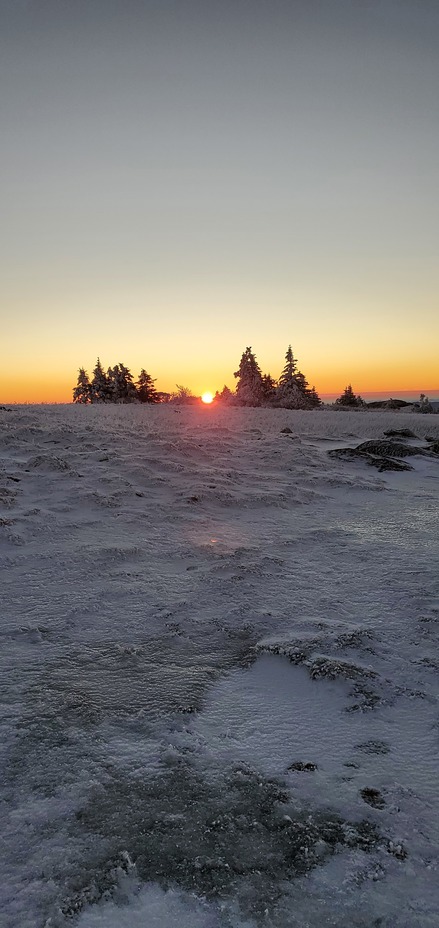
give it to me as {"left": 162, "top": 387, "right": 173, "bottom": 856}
{"left": 328, "top": 436, "right": 439, "bottom": 472}
{"left": 383, "top": 428, "right": 417, "bottom": 439}
{"left": 328, "top": 447, "right": 413, "bottom": 472}
{"left": 355, "top": 440, "right": 427, "bottom": 457}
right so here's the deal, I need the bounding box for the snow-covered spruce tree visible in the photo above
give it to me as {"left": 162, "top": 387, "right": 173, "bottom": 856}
{"left": 137, "top": 369, "right": 159, "bottom": 403}
{"left": 335, "top": 384, "right": 364, "bottom": 408}
{"left": 90, "top": 358, "right": 110, "bottom": 403}
{"left": 106, "top": 366, "right": 118, "bottom": 401}
{"left": 215, "top": 385, "right": 235, "bottom": 405}
{"left": 278, "top": 345, "right": 298, "bottom": 385}
{"left": 275, "top": 345, "right": 318, "bottom": 409}
{"left": 234, "top": 347, "right": 264, "bottom": 406}
{"left": 261, "top": 373, "right": 277, "bottom": 404}
{"left": 275, "top": 379, "right": 307, "bottom": 409}
{"left": 306, "top": 385, "right": 322, "bottom": 408}
{"left": 107, "top": 364, "right": 138, "bottom": 403}
{"left": 72, "top": 368, "right": 91, "bottom": 403}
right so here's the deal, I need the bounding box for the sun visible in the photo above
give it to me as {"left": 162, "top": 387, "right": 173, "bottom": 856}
{"left": 201, "top": 391, "right": 214, "bottom": 404}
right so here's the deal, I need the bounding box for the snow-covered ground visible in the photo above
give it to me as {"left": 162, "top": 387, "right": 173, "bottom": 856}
{"left": 1, "top": 404, "right": 438, "bottom": 928}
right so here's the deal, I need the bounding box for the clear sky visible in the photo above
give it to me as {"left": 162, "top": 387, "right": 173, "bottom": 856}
{"left": 1, "top": 0, "right": 438, "bottom": 402}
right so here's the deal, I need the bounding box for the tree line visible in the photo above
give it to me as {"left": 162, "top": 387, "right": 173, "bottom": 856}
{"left": 73, "top": 361, "right": 161, "bottom": 404}
{"left": 72, "top": 353, "right": 436, "bottom": 410}
{"left": 72, "top": 346, "right": 322, "bottom": 408}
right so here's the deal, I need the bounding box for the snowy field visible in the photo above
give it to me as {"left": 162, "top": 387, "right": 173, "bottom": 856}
{"left": 1, "top": 403, "right": 439, "bottom": 928}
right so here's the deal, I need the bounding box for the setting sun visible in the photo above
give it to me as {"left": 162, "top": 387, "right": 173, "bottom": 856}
{"left": 201, "top": 391, "right": 214, "bottom": 404}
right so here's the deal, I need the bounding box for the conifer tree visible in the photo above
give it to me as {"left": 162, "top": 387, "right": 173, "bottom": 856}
{"left": 137, "top": 369, "right": 159, "bottom": 403}
{"left": 106, "top": 366, "right": 118, "bottom": 401}
{"left": 306, "top": 385, "right": 322, "bottom": 408}
{"left": 261, "top": 373, "right": 277, "bottom": 403}
{"left": 335, "top": 384, "right": 364, "bottom": 408}
{"left": 234, "top": 347, "right": 264, "bottom": 406}
{"left": 278, "top": 345, "right": 298, "bottom": 385}
{"left": 215, "top": 385, "right": 235, "bottom": 405}
{"left": 107, "top": 363, "right": 138, "bottom": 403}
{"left": 276, "top": 345, "right": 311, "bottom": 408}
{"left": 72, "top": 368, "right": 91, "bottom": 403}
{"left": 90, "top": 358, "right": 109, "bottom": 403}
{"left": 118, "top": 363, "right": 138, "bottom": 402}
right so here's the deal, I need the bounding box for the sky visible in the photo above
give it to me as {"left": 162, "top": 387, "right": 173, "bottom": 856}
{"left": 0, "top": 0, "right": 438, "bottom": 402}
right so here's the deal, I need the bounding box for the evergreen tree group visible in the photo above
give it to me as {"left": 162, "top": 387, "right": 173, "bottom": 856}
{"left": 228, "top": 345, "right": 321, "bottom": 409}
{"left": 73, "top": 359, "right": 159, "bottom": 404}
{"left": 73, "top": 345, "right": 323, "bottom": 408}
{"left": 334, "top": 384, "right": 365, "bottom": 408}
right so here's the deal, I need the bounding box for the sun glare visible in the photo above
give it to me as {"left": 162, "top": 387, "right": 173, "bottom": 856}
{"left": 201, "top": 391, "right": 214, "bottom": 404}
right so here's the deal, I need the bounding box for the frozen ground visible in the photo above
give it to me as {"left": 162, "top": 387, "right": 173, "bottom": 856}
{"left": 1, "top": 404, "right": 438, "bottom": 928}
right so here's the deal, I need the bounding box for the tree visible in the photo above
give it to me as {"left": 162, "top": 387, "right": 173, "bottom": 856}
{"left": 170, "top": 385, "right": 198, "bottom": 405}
{"left": 261, "top": 373, "right": 277, "bottom": 403}
{"left": 137, "top": 369, "right": 159, "bottom": 403}
{"left": 275, "top": 345, "right": 319, "bottom": 408}
{"left": 278, "top": 345, "right": 298, "bottom": 386}
{"left": 215, "top": 385, "right": 235, "bottom": 405}
{"left": 306, "top": 385, "right": 322, "bottom": 408}
{"left": 276, "top": 379, "right": 308, "bottom": 408}
{"left": 72, "top": 368, "right": 91, "bottom": 404}
{"left": 107, "top": 363, "right": 138, "bottom": 403}
{"left": 335, "top": 384, "right": 364, "bottom": 408}
{"left": 418, "top": 393, "right": 433, "bottom": 414}
{"left": 90, "top": 358, "right": 110, "bottom": 403}
{"left": 234, "top": 347, "right": 264, "bottom": 406}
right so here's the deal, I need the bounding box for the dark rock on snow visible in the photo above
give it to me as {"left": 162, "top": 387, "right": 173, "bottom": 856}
{"left": 383, "top": 428, "right": 417, "bottom": 439}
{"left": 328, "top": 448, "right": 414, "bottom": 472}
{"left": 360, "top": 787, "right": 385, "bottom": 810}
{"left": 288, "top": 761, "right": 318, "bottom": 772}
{"left": 355, "top": 440, "right": 426, "bottom": 457}
{"left": 374, "top": 457, "right": 414, "bottom": 472}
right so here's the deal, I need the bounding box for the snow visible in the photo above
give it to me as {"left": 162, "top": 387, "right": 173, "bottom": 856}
{"left": 1, "top": 404, "right": 439, "bottom": 927}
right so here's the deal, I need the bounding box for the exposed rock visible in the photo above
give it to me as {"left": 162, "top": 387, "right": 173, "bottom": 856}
{"left": 288, "top": 761, "right": 318, "bottom": 772}
{"left": 328, "top": 448, "right": 413, "bottom": 472}
{"left": 383, "top": 428, "right": 417, "bottom": 439}
{"left": 367, "top": 399, "right": 411, "bottom": 409}
{"left": 328, "top": 447, "right": 368, "bottom": 462}
{"left": 374, "top": 457, "right": 414, "bottom": 472}
{"left": 306, "top": 656, "right": 377, "bottom": 683}
{"left": 360, "top": 787, "right": 385, "bottom": 809}
{"left": 280, "top": 427, "right": 293, "bottom": 434}
{"left": 355, "top": 740, "right": 390, "bottom": 755}
{"left": 355, "top": 440, "right": 426, "bottom": 457}
{"left": 427, "top": 439, "right": 439, "bottom": 454}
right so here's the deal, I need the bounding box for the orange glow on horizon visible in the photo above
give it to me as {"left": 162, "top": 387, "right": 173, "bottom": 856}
{"left": 1, "top": 365, "right": 439, "bottom": 405}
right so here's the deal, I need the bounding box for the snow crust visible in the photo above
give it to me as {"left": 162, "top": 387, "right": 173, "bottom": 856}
{"left": 1, "top": 404, "right": 438, "bottom": 927}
